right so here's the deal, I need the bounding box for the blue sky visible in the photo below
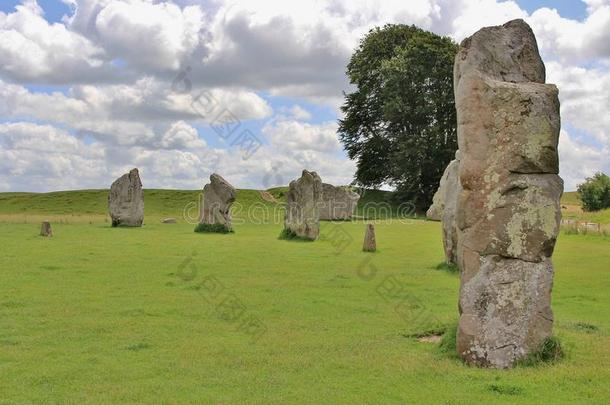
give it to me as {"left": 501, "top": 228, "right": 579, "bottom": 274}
{"left": 0, "top": 0, "right": 609, "bottom": 191}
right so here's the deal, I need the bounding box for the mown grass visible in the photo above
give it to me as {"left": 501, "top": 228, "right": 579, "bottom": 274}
{"left": 0, "top": 191, "right": 609, "bottom": 403}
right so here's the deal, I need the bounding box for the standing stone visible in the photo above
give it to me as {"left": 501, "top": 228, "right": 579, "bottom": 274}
{"left": 40, "top": 221, "right": 53, "bottom": 237}
{"left": 441, "top": 152, "right": 461, "bottom": 264}
{"left": 363, "top": 224, "right": 376, "bottom": 252}
{"left": 427, "top": 154, "right": 458, "bottom": 222}
{"left": 108, "top": 168, "right": 144, "bottom": 227}
{"left": 320, "top": 183, "right": 360, "bottom": 220}
{"left": 284, "top": 170, "right": 323, "bottom": 240}
{"left": 198, "top": 173, "right": 236, "bottom": 232}
{"left": 454, "top": 19, "right": 562, "bottom": 368}
{"left": 427, "top": 151, "right": 461, "bottom": 264}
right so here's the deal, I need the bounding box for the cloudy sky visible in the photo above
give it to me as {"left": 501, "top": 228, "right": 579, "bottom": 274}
{"left": 0, "top": 0, "right": 609, "bottom": 192}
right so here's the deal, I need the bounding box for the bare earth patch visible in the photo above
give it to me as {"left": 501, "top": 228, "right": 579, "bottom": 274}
{"left": 418, "top": 335, "right": 443, "bottom": 343}
{"left": 259, "top": 191, "right": 278, "bottom": 203}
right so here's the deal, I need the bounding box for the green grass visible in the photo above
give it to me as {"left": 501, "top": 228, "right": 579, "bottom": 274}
{"left": 435, "top": 261, "right": 460, "bottom": 274}
{"left": 561, "top": 191, "right": 581, "bottom": 206}
{"left": 194, "top": 223, "right": 233, "bottom": 234}
{"left": 516, "top": 337, "right": 564, "bottom": 367}
{"left": 0, "top": 191, "right": 609, "bottom": 403}
{"left": 561, "top": 191, "right": 610, "bottom": 225}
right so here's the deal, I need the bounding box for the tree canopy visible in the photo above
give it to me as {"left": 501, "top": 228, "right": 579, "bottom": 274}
{"left": 577, "top": 172, "right": 610, "bottom": 212}
{"left": 338, "top": 24, "right": 458, "bottom": 209}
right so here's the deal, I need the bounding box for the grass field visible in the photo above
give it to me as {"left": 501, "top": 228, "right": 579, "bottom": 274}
{"left": 561, "top": 191, "right": 610, "bottom": 226}
{"left": 1, "top": 190, "right": 610, "bottom": 403}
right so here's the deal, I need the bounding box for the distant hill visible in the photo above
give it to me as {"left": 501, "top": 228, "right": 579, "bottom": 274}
{"left": 0, "top": 187, "right": 409, "bottom": 223}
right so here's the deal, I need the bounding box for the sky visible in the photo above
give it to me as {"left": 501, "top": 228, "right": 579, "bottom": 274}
{"left": 0, "top": 0, "right": 609, "bottom": 192}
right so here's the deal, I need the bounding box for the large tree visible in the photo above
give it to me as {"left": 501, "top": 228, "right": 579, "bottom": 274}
{"left": 338, "top": 24, "right": 458, "bottom": 209}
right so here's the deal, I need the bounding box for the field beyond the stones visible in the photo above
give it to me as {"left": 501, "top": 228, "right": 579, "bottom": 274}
{"left": 1, "top": 190, "right": 609, "bottom": 403}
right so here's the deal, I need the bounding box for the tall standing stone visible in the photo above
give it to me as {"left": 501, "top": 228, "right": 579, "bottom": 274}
{"left": 428, "top": 151, "right": 461, "bottom": 264}
{"left": 442, "top": 152, "right": 461, "bottom": 265}
{"left": 198, "top": 173, "right": 236, "bottom": 232}
{"left": 454, "top": 20, "right": 562, "bottom": 368}
{"left": 427, "top": 153, "right": 459, "bottom": 222}
{"left": 362, "top": 224, "right": 376, "bottom": 252}
{"left": 319, "top": 183, "right": 360, "bottom": 220}
{"left": 108, "top": 168, "right": 144, "bottom": 227}
{"left": 284, "top": 170, "right": 322, "bottom": 240}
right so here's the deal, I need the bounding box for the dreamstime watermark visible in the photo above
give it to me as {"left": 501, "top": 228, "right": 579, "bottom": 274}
{"left": 319, "top": 214, "right": 438, "bottom": 332}
{"left": 171, "top": 66, "right": 263, "bottom": 162}
{"left": 174, "top": 251, "right": 268, "bottom": 344}
{"left": 182, "top": 199, "right": 418, "bottom": 226}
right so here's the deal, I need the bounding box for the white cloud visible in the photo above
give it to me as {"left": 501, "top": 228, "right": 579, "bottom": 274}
{"left": 95, "top": 1, "right": 204, "bottom": 71}
{"left": 0, "top": 79, "right": 271, "bottom": 146}
{"left": 289, "top": 105, "right": 312, "bottom": 121}
{"left": 0, "top": 1, "right": 108, "bottom": 83}
{"left": 264, "top": 120, "right": 341, "bottom": 154}
{"left": 529, "top": 5, "right": 610, "bottom": 64}
{"left": 547, "top": 62, "right": 610, "bottom": 145}
{"left": 158, "top": 121, "right": 206, "bottom": 150}
{"left": 0, "top": 0, "right": 609, "bottom": 192}
{"left": 559, "top": 129, "right": 609, "bottom": 191}
{"left": 0, "top": 122, "right": 106, "bottom": 190}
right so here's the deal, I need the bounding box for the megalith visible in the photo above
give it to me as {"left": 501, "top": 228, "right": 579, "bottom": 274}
{"left": 284, "top": 170, "right": 323, "bottom": 240}
{"left": 198, "top": 173, "right": 236, "bottom": 232}
{"left": 108, "top": 168, "right": 144, "bottom": 227}
{"left": 363, "top": 224, "right": 376, "bottom": 252}
{"left": 40, "top": 221, "right": 53, "bottom": 237}
{"left": 454, "top": 19, "right": 562, "bottom": 368}
{"left": 427, "top": 153, "right": 459, "bottom": 222}
{"left": 319, "top": 183, "right": 360, "bottom": 220}
{"left": 428, "top": 150, "right": 461, "bottom": 264}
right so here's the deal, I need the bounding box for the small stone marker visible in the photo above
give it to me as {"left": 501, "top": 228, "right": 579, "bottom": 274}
{"left": 40, "top": 221, "right": 53, "bottom": 237}
{"left": 162, "top": 218, "right": 177, "bottom": 224}
{"left": 363, "top": 224, "right": 376, "bottom": 252}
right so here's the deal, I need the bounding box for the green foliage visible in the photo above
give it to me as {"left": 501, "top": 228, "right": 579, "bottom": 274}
{"left": 517, "top": 337, "right": 565, "bottom": 367}
{"left": 339, "top": 24, "right": 458, "bottom": 210}
{"left": 486, "top": 384, "right": 524, "bottom": 396}
{"left": 439, "top": 322, "right": 459, "bottom": 359}
{"left": 278, "top": 228, "right": 314, "bottom": 241}
{"left": 194, "top": 223, "right": 233, "bottom": 234}
{"left": 577, "top": 172, "right": 610, "bottom": 212}
{"left": 435, "top": 261, "right": 459, "bottom": 274}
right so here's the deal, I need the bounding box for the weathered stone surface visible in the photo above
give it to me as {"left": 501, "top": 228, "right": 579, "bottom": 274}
{"left": 199, "top": 173, "right": 236, "bottom": 231}
{"left": 441, "top": 152, "right": 461, "bottom": 264}
{"left": 427, "top": 154, "right": 459, "bottom": 221}
{"left": 284, "top": 170, "right": 323, "bottom": 240}
{"left": 162, "top": 218, "right": 177, "bottom": 224}
{"left": 454, "top": 19, "right": 562, "bottom": 368}
{"left": 428, "top": 151, "right": 461, "bottom": 263}
{"left": 40, "top": 221, "right": 52, "bottom": 237}
{"left": 320, "top": 183, "right": 360, "bottom": 220}
{"left": 363, "top": 224, "right": 376, "bottom": 252}
{"left": 108, "top": 168, "right": 144, "bottom": 227}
